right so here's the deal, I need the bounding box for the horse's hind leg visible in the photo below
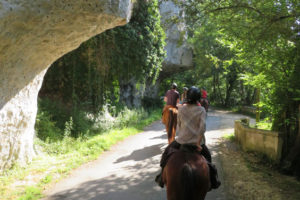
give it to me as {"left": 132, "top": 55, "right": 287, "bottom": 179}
{"left": 168, "top": 109, "right": 174, "bottom": 144}
{"left": 171, "top": 112, "right": 177, "bottom": 143}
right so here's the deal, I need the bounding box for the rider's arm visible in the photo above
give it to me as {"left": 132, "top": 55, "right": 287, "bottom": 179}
{"left": 176, "top": 98, "right": 180, "bottom": 107}
{"left": 197, "top": 108, "right": 206, "bottom": 147}
{"left": 197, "top": 134, "right": 203, "bottom": 147}
{"left": 176, "top": 108, "right": 181, "bottom": 134}
{"left": 164, "top": 90, "right": 169, "bottom": 103}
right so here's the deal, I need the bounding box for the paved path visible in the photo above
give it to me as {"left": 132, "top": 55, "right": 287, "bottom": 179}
{"left": 43, "top": 109, "right": 252, "bottom": 200}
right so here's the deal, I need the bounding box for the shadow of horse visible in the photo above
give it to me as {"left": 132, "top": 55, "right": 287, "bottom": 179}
{"left": 114, "top": 143, "right": 164, "bottom": 163}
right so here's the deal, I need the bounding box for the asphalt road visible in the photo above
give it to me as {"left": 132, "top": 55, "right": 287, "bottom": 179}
{"left": 43, "top": 109, "right": 251, "bottom": 200}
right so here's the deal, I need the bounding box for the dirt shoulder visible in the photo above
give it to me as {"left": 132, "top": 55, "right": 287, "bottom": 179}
{"left": 219, "top": 138, "right": 300, "bottom": 200}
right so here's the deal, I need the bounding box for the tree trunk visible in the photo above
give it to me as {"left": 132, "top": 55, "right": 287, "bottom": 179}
{"left": 212, "top": 72, "right": 216, "bottom": 102}
{"left": 255, "top": 88, "right": 261, "bottom": 124}
{"left": 216, "top": 72, "right": 224, "bottom": 105}
{"left": 225, "top": 81, "right": 234, "bottom": 107}
{"left": 285, "top": 104, "right": 300, "bottom": 163}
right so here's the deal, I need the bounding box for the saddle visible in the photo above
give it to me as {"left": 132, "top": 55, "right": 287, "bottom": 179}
{"left": 180, "top": 143, "right": 202, "bottom": 153}
{"left": 161, "top": 142, "right": 202, "bottom": 168}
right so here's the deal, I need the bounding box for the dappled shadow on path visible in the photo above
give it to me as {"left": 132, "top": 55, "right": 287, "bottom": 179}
{"left": 47, "top": 158, "right": 166, "bottom": 200}
{"left": 144, "top": 122, "right": 165, "bottom": 132}
{"left": 114, "top": 143, "right": 164, "bottom": 163}
{"left": 46, "top": 141, "right": 167, "bottom": 200}
{"left": 149, "top": 133, "right": 167, "bottom": 141}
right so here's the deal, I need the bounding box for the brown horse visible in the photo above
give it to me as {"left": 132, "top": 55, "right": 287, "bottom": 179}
{"left": 162, "top": 150, "right": 210, "bottom": 200}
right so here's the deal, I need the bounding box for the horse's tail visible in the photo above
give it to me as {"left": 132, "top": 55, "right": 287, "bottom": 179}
{"left": 181, "top": 163, "right": 195, "bottom": 200}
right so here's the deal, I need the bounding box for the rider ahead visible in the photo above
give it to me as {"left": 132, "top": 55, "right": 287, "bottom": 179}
{"left": 156, "top": 86, "right": 221, "bottom": 190}
{"left": 200, "top": 87, "right": 209, "bottom": 112}
{"left": 162, "top": 83, "right": 180, "bottom": 134}
{"left": 201, "top": 87, "right": 207, "bottom": 99}
{"left": 180, "top": 87, "right": 188, "bottom": 104}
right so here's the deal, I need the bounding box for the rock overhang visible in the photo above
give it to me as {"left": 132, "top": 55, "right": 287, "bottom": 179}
{"left": 0, "top": 0, "right": 132, "bottom": 171}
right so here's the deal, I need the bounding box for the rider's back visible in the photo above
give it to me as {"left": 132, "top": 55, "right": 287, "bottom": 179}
{"left": 165, "top": 89, "right": 180, "bottom": 107}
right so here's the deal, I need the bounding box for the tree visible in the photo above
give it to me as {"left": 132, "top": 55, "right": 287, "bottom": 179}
{"left": 181, "top": 0, "right": 300, "bottom": 176}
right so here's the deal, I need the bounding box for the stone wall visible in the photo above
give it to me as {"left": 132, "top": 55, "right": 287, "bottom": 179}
{"left": 234, "top": 119, "right": 283, "bottom": 162}
{"left": 0, "top": 0, "right": 132, "bottom": 171}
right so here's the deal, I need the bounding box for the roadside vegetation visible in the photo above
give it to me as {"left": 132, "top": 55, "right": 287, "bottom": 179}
{"left": 0, "top": 108, "right": 161, "bottom": 200}
{"left": 220, "top": 134, "right": 300, "bottom": 200}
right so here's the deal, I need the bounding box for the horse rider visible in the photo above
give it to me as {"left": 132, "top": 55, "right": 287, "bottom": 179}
{"left": 201, "top": 87, "right": 207, "bottom": 99}
{"left": 155, "top": 86, "right": 221, "bottom": 190}
{"left": 200, "top": 87, "right": 209, "bottom": 112}
{"left": 180, "top": 87, "right": 188, "bottom": 105}
{"left": 162, "top": 83, "right": 180, "bottom": 134}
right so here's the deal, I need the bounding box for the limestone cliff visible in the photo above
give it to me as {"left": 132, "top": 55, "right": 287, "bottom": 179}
{"left": 0, "top": 0, "right": 132, "bottom": 171}
{"left": 159, "top": 0, "right": 193, "bottom": 78}
{"left": 143, "top": 0, "right": 193, "bottom": 99}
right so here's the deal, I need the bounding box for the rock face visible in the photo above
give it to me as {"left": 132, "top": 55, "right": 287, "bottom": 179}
{"left": 159, "top": 0, "right": 193, "bottom": 78}
{"left": 0, "top": 0, "right": 132, "bottom": 171}
{"left": 143, "top": 1, "right": 193, "bottom": 99}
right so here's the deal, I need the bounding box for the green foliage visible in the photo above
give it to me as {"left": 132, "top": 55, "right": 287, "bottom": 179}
{"left": 38, "top": 0, "right": 165, "bottom": 138}
{"left": 17, "top": 186, "right": 42, "bottom": 200}
{"left": 40, "top": 0, "right": 165, "bottom": 110}
{"left": 35, "top": 106, "right": 159, "bottom": 155}
{"left": 178, "top": 0, "right": 300, "bottom": 175}
{"left": 35, "top": 110, "right": 62, "bottom": 142}
{"left": 223, "top": 133, "right": 235, "bottom": 142}
{"left": 35, "top": 98, "right": 93, "bottom": 138}
{"left": 256, "top": 119, "right": 272, "bottom": 131}
{"left": 141, "top": 96, "right": 164, "bottom": 110}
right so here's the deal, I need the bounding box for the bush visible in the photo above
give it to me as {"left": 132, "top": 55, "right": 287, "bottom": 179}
{"left": 36, "top": 97, "right": 160, "bottom": 146}
{"left": 91, "top": 106, "right": 151, "bottom": 133}
{"left": 35, "top": 110, "right": 63, "bottom": 142}
{"left": 141, "top": 96, "right": 163, "bottom": 110}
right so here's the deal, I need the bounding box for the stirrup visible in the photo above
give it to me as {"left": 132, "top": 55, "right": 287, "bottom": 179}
{"left": 211, "top": 180, "right": 221, "bottom": 189}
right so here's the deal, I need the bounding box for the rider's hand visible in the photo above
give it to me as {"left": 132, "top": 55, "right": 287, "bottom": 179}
{"left": 196, "top": 144, "right": 202, "bottom": 152}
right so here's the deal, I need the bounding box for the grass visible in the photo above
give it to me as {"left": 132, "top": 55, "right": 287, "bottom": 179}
{"left": 248, "top": 120, "right": 272, "bottom": 131}
{"left": 223, "top": 132, "right": 235, "bottom": 142}
{"left": 255, "top": 120, "right": 272, "bottom": 130}
{"left": 0, "top": 109, "right": 161, "bottom": 200}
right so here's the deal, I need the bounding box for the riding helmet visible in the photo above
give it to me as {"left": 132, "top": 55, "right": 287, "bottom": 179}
{"left": 187, "top": 86, "right": 201, "bottom": 104}
{"left": 172, "top": 82, "right": 177, "bottom": 89}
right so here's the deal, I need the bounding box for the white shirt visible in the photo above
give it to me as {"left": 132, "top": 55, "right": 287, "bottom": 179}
{"left": 176, "top": 104, "right": 206, "bottom": 145}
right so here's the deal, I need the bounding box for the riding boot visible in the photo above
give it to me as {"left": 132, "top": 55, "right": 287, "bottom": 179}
{"left": 208, "top": 162, "right": 221, "bottom": 190}
{"left": 155, "top": 169, "right": 164, "bottom": 188}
